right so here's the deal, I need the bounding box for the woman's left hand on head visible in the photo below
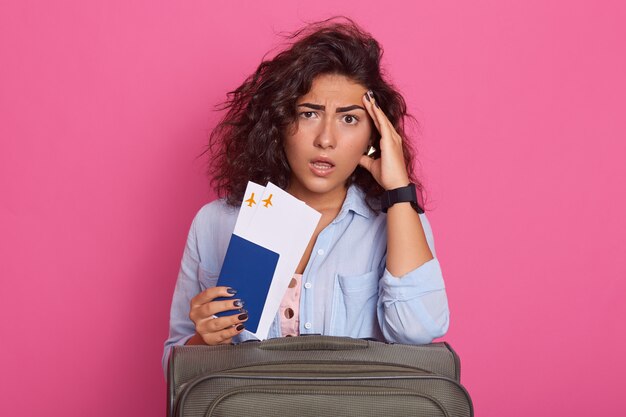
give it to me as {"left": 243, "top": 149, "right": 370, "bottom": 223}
{"left": 359, "top": 90, "right": 410, "bottom": 190}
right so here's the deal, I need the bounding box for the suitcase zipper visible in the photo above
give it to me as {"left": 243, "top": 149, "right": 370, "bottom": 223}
{"left": 206, "top": 384, "right": 450, "bottom": 417}
{"left": 175, "top": 373, "right": 472, "bottom": 417}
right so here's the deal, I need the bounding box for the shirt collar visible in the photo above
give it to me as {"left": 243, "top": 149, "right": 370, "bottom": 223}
{"left": 332, "top": 185, "right": 375, "bottom": 223}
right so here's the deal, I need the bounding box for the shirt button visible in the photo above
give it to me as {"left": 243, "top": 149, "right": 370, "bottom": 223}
{"left": 304, "top": 282, "right": 312, "bottom": 289}
{"left": 317, "top": 249, "right": 325, "bottom": 256}
{"left": 304, "top": 322, "right": 312, "bottom": 329}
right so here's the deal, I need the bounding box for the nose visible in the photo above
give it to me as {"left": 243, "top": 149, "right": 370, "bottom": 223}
{"left": 313, "top": 118, "right": 336, "bottom": 150}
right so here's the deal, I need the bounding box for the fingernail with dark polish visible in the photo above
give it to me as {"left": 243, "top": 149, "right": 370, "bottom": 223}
{"left": 364, "top": 92, "right": 371, "bottom": 102}
{"left": 367, "top": 90, "right": 374, "bottom": 99}
{"left": 233, "top": 300, "right": 243, "bottom": 308}
{"left": 375, "top": 101, "right": 380, "bottom": 109}
{"left": 238, "top": 313, "right": 249, "bottom": 321}
{"left": 238, "top": 308, "right": 248, "bottom": 315}
{"left": 226, "top": 288, "right": 237, "bottom": 295}
{"left": 236, "top": 324, "right": 245, "bottom": 331}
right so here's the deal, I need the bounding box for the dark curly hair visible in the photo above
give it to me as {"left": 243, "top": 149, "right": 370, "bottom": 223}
{"left": 206, "top": 17, "right": 422, "bottom": 211}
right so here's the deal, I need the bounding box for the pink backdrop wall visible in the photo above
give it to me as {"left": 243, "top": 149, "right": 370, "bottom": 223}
{"left": 1, "top": 1, "right": 625, "bottom": 415}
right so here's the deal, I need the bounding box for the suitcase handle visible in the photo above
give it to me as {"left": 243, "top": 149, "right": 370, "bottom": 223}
{"left": 259, "top": 336, "right": 369, "bottom": 351}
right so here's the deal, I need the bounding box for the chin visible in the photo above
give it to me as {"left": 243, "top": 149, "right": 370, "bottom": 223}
{"left": 296, "top": 175, "right": 346, "bottom": 196}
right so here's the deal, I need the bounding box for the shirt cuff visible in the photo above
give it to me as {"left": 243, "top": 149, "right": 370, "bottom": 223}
{"left": 232, "top": 330, "right": 260, "bottom": 344}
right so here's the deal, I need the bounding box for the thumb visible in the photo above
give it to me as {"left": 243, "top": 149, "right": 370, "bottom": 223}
{"left": 359, "top": 155, "right": 374, "bottom": 172}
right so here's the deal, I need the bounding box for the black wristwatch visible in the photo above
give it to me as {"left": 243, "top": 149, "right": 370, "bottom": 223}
{"left": 381, "top": 183, "right": 424, "bottom": 214}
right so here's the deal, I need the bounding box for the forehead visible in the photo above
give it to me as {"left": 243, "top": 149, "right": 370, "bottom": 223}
{"left": 298, "top": 74, "right": 367, "bottom": 103}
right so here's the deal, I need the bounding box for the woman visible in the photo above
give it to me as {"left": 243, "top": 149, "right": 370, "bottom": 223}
{"left": 163, "top": 18, "right": 449, "bottom": 370}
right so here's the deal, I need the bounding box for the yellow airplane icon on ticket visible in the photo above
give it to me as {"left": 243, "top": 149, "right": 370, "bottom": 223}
{"left": 262, "top": 194, "right": 273, "bottom": 208}
{"left": 244, "top": 193, "right": 256, "bottom": 207}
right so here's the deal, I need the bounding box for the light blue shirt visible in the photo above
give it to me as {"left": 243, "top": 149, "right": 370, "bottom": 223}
{"left": 163, "top": 185, "right": 449, "bottom": 373}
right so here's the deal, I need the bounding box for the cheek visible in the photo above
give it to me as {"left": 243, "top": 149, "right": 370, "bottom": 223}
{"left": 283, "top": 139, "right": 305, "bottom": 168}
{"left": 347, "top": 143, "right": 368, "bottom": 161}
{"left": 337, "top": 142, "right": 369, "bottom": 171}
{"left": 353, "top": 122, "right": 372, "bottom": 144}
{"left": 342, "top": 128, "right": 371, "bottom": 154}
{"left": 282, "top": 130, "right": 298, "bottom": 159}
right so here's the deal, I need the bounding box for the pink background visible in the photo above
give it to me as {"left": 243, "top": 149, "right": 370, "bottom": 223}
{"left": 1, "top": 1, "right": 625, "bottom": 416}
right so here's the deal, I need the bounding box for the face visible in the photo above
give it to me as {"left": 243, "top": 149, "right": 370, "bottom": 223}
{"left": 284, "top": 73, "right": 372, "bottom": 200}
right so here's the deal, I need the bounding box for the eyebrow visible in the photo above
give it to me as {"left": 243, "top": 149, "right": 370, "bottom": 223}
{"left": 297, "top": 103, "right": 366, "bottom": 113}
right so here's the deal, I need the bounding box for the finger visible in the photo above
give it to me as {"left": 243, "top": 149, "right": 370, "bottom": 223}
{"left": 362, "top": 92, "right": 382, "bottom": 134}
{"left": 197, "top": 310, "right": 249, "bottom": 334}
{"left": 218, "top": 337, "right": 233, "bottom": 345}
{"left": 201, "top": 324, "right": 245, "bottom": 346}
{"left": 370, "top": 108, "right": 395, "bottom": 146}
{"left": 219, "top": 324, "right": 247, "bottom": 343}
{"left": 358, "top": 154, "right": 375, "bottom": 173}
{"left": 191, "top": 286, "right": 237, "bottom": 309}
{"left": 196, "top": 298, "right": 244, "bottom": 319}
{"left": 190, "top": 297, "right": 243, "bottom": 323}
{"left": 366, "top": 92, "right": 402, "bottom": 144}
{"left": 371, "top": 104, "right": 395, "bottom": 143}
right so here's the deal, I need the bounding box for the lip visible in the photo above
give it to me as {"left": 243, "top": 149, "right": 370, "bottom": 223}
{"left": 309, "top": 156, "right": 336, "bottom": 177}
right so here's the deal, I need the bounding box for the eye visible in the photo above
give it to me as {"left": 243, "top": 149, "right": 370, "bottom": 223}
{"left": 342, "top": 114, "right": 359, "bottom": 125}
{"left": 299, "top": 111, "right": 318, "bottom": 119}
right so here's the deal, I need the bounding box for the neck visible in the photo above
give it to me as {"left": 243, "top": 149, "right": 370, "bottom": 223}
{"left": 287, "top": 184, "right": 348, "bottom": 213}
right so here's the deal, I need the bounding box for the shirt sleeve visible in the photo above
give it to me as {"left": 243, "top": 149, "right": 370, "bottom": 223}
{"left": 162, "top": 212, "right": 203, "bottom": 376}
{"left": 376, "top": 213, "right": 450, "bottom": 344}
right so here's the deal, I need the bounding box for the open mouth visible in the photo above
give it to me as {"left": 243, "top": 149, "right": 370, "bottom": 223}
{"left": 311, "top": 161, "right": 334, "bottom": 170}
{"left": 309, "top": 157, "right": 335, "bottom": 177}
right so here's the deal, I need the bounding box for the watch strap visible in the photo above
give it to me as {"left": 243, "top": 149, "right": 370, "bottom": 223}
{"left": 381, "top": 183, "right": 424, "bottom": 214}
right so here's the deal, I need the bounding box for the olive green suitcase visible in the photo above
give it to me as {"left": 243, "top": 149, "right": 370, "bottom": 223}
{"left": 168, "top": 336, "right": 473, "bottom": 417}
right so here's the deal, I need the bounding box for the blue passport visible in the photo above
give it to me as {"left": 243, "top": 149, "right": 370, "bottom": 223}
{"left": 215, "top": 233, "right": 280, "bottom": 334}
